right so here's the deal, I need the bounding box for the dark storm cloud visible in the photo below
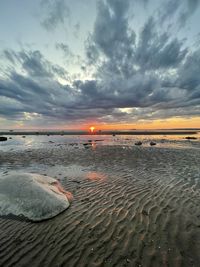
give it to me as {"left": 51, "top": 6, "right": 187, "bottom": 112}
{"left": 0, "top": 0, "right": 200, "bottom": 126}
{"left": 0, "top": 76, "right": 75, "bottom": 120}
{"left": 135, "top": 17, "right": 188, "bottom": 70}
{"left": 86, "top": 0, "right": 136, "bottom": 78}
{"left": 40, "top": 0, "right": 70, "bottom": 31}
{"left": 86, "top": 1, "right": 187, "bottom": 79}
{"left": 0, "top": 49, "right": 116, "bottom": 124}
{"left": 3, "top": 49, "right": 68, "bottom": 80}
{"left": 19, "top": 50, "right": 53, "bottom": 77}
{"left": 83, "top": 0, "right": 200, "bottom": 119}
{"left": 178, "top": 48, "right": 200, "bottom": 90}
{"left": 1, "top": 49, "right": 76, "bottom": 119}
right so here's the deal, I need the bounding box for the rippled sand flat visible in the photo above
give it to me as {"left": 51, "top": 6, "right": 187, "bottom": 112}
{"left": 0, "top": 142, "right": 200, "bottom": 267}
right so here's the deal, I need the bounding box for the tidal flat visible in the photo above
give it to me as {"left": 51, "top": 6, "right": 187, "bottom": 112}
{"left": 0, "top": 134, "right": 200, "bottom": 267}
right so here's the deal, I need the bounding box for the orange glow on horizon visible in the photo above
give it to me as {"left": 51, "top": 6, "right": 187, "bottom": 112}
{"left": 83, "top": 117, "right": 200, "bottom": 131}
{"left": 89, "top": 126, "right": 95, "bottom": 133}
{"left": 8, "top": 116, "right": 200, "bottom": 131}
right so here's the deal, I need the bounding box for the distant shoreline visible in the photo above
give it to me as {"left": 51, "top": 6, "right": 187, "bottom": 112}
{"left": 0, "top": 130, "right": 198, "bottom": 136}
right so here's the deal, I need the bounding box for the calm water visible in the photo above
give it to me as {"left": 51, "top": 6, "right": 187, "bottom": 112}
{"left": 0, "top": 133, "right": 200, "bottom": 152}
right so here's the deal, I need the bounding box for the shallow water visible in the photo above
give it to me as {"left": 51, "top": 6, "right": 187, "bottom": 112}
{"left": 0, "top": 132, "right": 200, "bottom": 152}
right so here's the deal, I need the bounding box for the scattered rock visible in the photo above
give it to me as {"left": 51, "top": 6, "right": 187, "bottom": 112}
{"left": 83, "top": 143, "right": 92, "bottom": 148}
{"left": 135, "top": 141, "right": 142, "bottom": 146}
{"left": 0, "top": 137, "right": 7, "bottom": 142}
{"left": 185, "top": 136, "right": 197, "bottom": 140}
{"left": 22, "top": 136, "right": 26, "bottom": 138}
{"left": 150, "top": 141, "right": 156, "bottom": 146}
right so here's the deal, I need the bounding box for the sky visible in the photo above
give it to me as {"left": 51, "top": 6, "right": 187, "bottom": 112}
{"left": 0, "top": 0, "right": 200, "bottom": 130}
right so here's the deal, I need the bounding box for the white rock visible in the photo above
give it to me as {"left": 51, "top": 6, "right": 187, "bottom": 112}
{"left": 0, "top": 173, "right": 70, "bottom": 221}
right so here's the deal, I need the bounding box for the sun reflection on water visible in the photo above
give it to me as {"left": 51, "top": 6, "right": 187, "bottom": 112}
{"left": 86, "top": 171, "right": 107, "bottom": 181}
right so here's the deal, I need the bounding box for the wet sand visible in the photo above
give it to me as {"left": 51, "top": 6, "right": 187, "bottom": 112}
{"left": 0, "top": 142, "right": 200, "bottom": 267}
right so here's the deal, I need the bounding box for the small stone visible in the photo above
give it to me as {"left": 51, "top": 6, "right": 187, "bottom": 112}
{"left": 135, "top": 141, "right": 142, "bottom": 146}
{"left": 185, "top": 136, "right": 197, "bottom": 140}
{"left": 150, "top": 141, "right": 156, "bottom": 146}
{"left": 83, "top": 143, "right": 92, "bottom": 148}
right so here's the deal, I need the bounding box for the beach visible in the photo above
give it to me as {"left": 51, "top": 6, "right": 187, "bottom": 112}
{"left": 0, "top": 134, "right": 200, "bottom": 267}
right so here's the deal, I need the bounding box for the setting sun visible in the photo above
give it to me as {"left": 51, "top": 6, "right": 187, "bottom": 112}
{"left": 89, "top": 126, "right": 95, "bottom": 133}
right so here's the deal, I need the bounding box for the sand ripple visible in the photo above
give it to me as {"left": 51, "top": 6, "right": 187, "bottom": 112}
{"left": 0, "top": 146, "right": 200, "bottom": 266}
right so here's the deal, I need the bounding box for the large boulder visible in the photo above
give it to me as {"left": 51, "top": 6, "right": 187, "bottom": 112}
{"left": 0, "top": 173, "right": 72, "bottom": 222}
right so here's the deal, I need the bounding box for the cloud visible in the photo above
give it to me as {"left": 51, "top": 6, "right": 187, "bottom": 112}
{"left": 55, "top": 42, "right": 75, "bottom": 62}
{"left": 157, "top": 0, "right": 200, "bottom": 28}
{"left": 86, "top": 1, "right": 187, "bottom": 78}
{"left": 3, "top": 49, "right": 69, "bottom": 80}
{"left": 178, "top": 0, "right": 200, "bottom": 27}
{"left": 178, "top": 49, "right": 200, "bottom": 90}
{"left": 157, "top": 0, "right": 181, "bottom": 24}
{"left": 0, "top": 0, "right": 200, "bottom": 128}
{"left": 40, "top": 0, "right": 70, "bottom": 31}
{"left": 83, "top": 0, "right": 199, "bottom": 119}
{"left": 87, "top": 0, "right": 136, "bottom": 79}
{"left": 135, "top": 17, "right": 188, "bottom": 70}
{"left": 73, "top": 23, "right": 80, "bottom": 38}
